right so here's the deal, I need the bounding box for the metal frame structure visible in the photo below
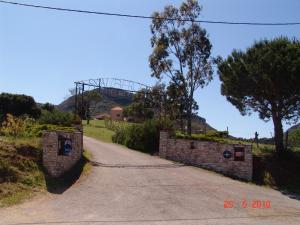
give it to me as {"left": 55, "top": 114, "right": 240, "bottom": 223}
{"left": 74, "top": 78, "right": 151, "bottom": 118}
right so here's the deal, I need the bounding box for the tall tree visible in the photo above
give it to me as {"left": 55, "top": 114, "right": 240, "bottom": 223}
{"left": 123, "top": 88, "right": 158, "bottom": 122}
{"left": 149, "top": 0, "right": 213, "bottom": 135}
{"left": 217, "top": 37, "right": 300, "bottom": 154}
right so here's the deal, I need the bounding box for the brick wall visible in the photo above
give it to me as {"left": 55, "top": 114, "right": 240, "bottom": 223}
{"left": 42, "top": 131, "right": 83, "bottom": 177}
{"left": 159, "top": 131, "right": 253, "bottom": 181}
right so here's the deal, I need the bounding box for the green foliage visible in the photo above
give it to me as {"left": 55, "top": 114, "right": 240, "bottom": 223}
{"left": 0, "top": 137, "right": 91, "bottom": 207}
{"left": 174, "top": 132, "right": 224, "bottom": 143}
{"left": 40, "top": 102, "right": 55, "bottom": 112}
{"left": 0, "top": 93, "right": 41, "bottom": 121}
{"left": 149, "top": 0, "right": 213, "bottom": 135}
{"left": 289, "top": 129, "right": 300, "bottom": 146}
{"left": 112, "top": 120, "right": 161, "bottom": 154}
{"left": 123, "top": 90, "right": 155, "bottom": 122}
{"left": 174, "top": 131, "right": 235, "bottom": 144}
{"left": 0, "top": 114, "right": 74, "bottom": 138}
{"left": 39, "top": 109, "right": 74, "bottom": 126}
{"left": 205, "top": 130, "right": 229, "bottom": 138}
{"left": 26, "top": 124, "right": 75, "bottom": 137}
{"left": 0, "top": 138, "right": 45, "bottom": 207}
{"left": 1, "top": 114, "right": 33, "bottom": 138}
{"left": 217, "top": 37, "right": 300, "bottom": 153}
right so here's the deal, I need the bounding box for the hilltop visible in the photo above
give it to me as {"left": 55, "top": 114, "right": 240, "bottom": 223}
{"left": 57, "top": 88, "right": 133, "bottom": 115}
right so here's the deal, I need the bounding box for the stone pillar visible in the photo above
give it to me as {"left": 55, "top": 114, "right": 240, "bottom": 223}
{"left": 42, "top": 131, "right": 83, "bottom": 177}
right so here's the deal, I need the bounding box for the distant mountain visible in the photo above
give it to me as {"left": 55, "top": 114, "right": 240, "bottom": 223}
{"left": 57, "top": 88, "right": 133, "bottom": 115}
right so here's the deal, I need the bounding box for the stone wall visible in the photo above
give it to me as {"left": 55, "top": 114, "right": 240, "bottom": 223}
{"left": 42, "top": 131, "right": 83, "bottom": 177}
{"left": 159, "top": 131, "right": 253, "bottom": 181}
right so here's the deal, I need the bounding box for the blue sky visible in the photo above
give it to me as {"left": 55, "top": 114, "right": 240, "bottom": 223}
{"left": 1, "top": 0, "right": 299, "bottom": 138}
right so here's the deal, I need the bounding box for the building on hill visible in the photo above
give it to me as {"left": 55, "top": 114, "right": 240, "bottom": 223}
{"left": 94, "top": 113, "right": 111, "bottom": 120}
{"left": 110, "top": 106, "right": 123, "bottom": 121}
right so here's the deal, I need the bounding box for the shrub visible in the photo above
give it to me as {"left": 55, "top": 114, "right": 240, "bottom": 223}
{"left": 0, "top": 114, "right": 74, "bottom": 138}
{"left": 26, "top": 124, "right": 75, "bottom": 137}
{"left": 289, "top": 130, "right": 300, "bottom": 147}
{"left": 205, "top": 130, "right": 228, "bottom": 138}
{"left": 112, "top": 125, "right": 126, "bottom": 144}
{"left": 112, "top": 119, "right": 160, "bottom": 154}
{"left": 0, "top": 93, "right": 41, "bottom": 121}
{"left": 0, "top": 114, "right": 32, "bottom": 138}
{"left": 173, "top": 128, "right": 231, "bottom": 142}
{"left": 39, "top": 110, "right": 74, "bottom": 126}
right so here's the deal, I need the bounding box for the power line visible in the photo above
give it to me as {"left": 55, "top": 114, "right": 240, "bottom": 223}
{"left": 0, "top": 0, "right": 300, "bottom": 26}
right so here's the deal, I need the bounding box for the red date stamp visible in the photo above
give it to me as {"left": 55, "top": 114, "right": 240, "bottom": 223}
{"left": 224, "top": 199, "right": 271, "bottom": 209}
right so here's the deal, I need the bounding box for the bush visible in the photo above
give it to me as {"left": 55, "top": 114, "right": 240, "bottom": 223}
{"left": 104, "top": 119, "right": 126, "bottom": 132}
{"left": 112, "top": 120, "right": 160, "bottom": 154}
{"left": 205, "top": 130, "right": 228, "bottom": 138}
{"left": 0, "top": 114, "right": 32, "bottom": 138}
{"left": 25, "top": 124, "right": 75, "bottom": 137}
{"left": 289, "top": 130, "right": 300, "bottom": 147}
{"left": 39, "top": 110, "right": 74, "bottom": 126}
{"left": 0, "top": 93, "right": 41, "bottom": 121}
{"left": 0, "top": 114, "right": 75, "bottom": 138}
{"left": 174, "top": 131, "right": 231, "bottom": 143}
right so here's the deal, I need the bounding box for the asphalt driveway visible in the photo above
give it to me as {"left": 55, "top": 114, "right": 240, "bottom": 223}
{"left": 0, "top": 136, "right": 300, "bottom": 225}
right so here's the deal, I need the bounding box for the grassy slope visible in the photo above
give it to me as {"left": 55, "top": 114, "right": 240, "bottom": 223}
{"left": 0, "top": 137, "right": 45, "bottom": 207}
{"left": 0, "top": 136, "right": 92, "bottom": 207}
{"left": 83, "top": 120, "right": 115, "bottom": 143}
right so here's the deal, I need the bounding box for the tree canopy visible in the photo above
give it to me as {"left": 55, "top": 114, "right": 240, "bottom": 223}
{"left": 0, "top": 93, "right": 41, "bottom": 120}
{"left": 149, "top": 0, "right": 213, "bottom": 135}
{"left": 217, "top": 37, "right": 300, "bottom": 154}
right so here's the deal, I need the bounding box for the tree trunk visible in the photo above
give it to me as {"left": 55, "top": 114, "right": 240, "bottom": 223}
{"left": 86, "top": 104, "right": 90, "bottom": 125}
{"left": 272, "top": 113, "right": 284, "bottom": 155}
{"left": 187, "top": 107, "right": 192, "bottom": 136}
{"left": 180, "top": 117, "right": 184, "bottom": 133}
{"left": 187, "top": 117, "right": 192, "bottom": 135}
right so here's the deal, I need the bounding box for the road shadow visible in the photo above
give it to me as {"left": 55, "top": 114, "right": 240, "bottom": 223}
{"left": 44, "top": 155, "right": 89, "bottom": 194}
{"left": 88, "top": 160, "right": 185, "bottom": 169}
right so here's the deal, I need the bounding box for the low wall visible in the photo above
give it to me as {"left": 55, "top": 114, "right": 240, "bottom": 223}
{"left": 42, "top": 131, "right": 83, "bottom": 177}
{"left": 159, "top": 131, "right": 252, "bottom": 181}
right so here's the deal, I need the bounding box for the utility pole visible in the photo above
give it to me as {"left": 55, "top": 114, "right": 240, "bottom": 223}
{"left": 255, "top": 131, "right": 259, "bottom": 147}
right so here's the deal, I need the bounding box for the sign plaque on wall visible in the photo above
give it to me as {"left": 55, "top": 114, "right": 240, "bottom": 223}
{"left": 58, "top": 135, "right": 72, "bottom": 156}
{"left": 223, "top": 150, "right": 232, "bottom": 159}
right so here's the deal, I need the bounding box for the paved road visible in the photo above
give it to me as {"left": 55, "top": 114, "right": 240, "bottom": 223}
{"left": 1, "top": 136, "right": 300, "bottom": 225}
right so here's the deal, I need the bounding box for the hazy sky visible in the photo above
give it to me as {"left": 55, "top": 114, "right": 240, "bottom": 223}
{"left": 1, "top": 0, "right": 300, "bottom": 138}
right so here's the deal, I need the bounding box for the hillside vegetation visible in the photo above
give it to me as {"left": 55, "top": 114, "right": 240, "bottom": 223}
{"left": 0, "top": 112, "right": 91, "bottom": 207}
{"left": 0, "top": 137, "right": 44, "bottom": 207}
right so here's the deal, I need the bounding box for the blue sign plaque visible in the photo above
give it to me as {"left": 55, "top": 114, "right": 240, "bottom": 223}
{"left": 223, "top": 150, "right": 232, "bottom": 159}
